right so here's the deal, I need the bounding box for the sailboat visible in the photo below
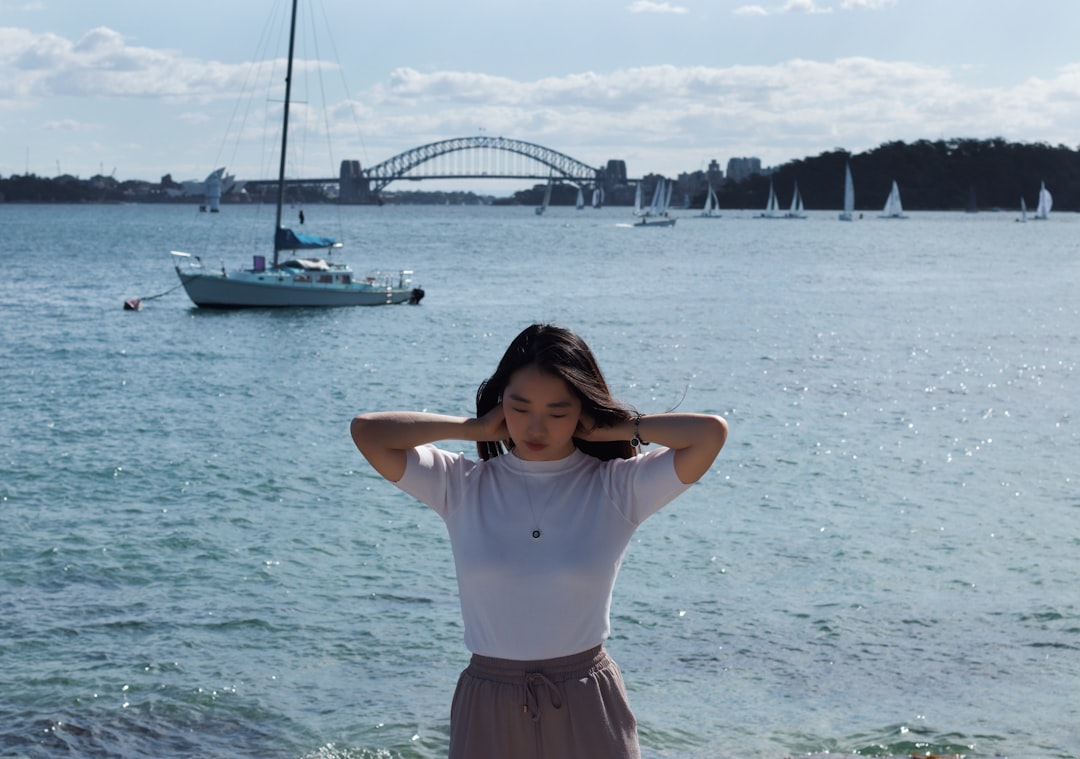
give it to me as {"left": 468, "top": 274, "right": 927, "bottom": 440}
{"left": 535, "top": 178, "right": 553, "bottom": 215}
{"left": 633, "top": 179, "right": 676, "bottom": 227}
{"left": 785, "top": 180, "right": 806, "bottom": 219}
{"left": 1016, "top": 196, "right": 1028, "bottom": 223}
{"left": 1034, "top": 181, "right": 1052, "bottom": 220}
{"left": 759, "top": 178, "right": 781, "bottom": 218}
{"left": 838, "top": 163, "right": 855, "bottom": 221}
{"left": 879, "top": 180, "right": 908, "bottom": 218}
{"left": 170, "top": 0, "right": 423, "bottom": 308}
{"left": 199, "top": 167, "right": 226, "bottom": 213}
{"left": 699, "top": 181, "right": 721, "bottom": 218}
{"left": 591, "top": 187, "right": 604, "bottom": 209}
{"left": 575, "top": 187, "right": 585, "bottom": 210}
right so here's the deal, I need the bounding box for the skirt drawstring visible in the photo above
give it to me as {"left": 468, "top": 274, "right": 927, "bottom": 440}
{"left": 523, "top": 672, "right": 563, "bottom": 721}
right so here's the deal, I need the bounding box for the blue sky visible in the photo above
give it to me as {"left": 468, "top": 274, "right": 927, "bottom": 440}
{"left": 3, "top": 0, "right": 1079, "bottom": 191}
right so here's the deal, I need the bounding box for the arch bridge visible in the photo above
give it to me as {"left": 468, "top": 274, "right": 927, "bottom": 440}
{"left": 338, "top": 136, "right": 610, "bottom": 202}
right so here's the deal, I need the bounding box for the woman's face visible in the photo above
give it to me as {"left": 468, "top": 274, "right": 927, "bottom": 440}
{"left": 503, "top": 364, "right": 582, "bottom": 461}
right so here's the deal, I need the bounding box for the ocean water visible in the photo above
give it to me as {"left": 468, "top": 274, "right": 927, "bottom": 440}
{"left": 1, "top": 202, "right": 1078, "bottom": 759}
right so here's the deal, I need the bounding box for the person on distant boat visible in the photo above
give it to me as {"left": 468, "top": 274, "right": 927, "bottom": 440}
{"left": 350, "top": 323, "right": 727, "bottom": 759}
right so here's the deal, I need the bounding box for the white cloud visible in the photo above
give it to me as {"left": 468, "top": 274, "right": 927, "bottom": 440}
{"left": 43, "top": 117, "right": 94, "bottom": 131}
{"left": 733, "top": 0, "right": 833, "bottom": 16}
{"left": 733, "top": 5, "right": 769, "bottom": 15}
{"left": 0, "top": 26, "right": 332, "bottom": 101}
{"left": 352, "top": 57, "right": 1080, "bottom": 173}
{"left": 627, "top": 1, "right": 689, "bottom": 13}
{"left": 841, "top": 0, "right": 896, "bottom": 8}
{"left": 782, "top": 0, "right": 833, "bottom": 13}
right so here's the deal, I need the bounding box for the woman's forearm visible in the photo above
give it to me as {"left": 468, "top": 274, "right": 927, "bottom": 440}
{"left": 586, "top": 412, "right": 728, "bottom": 484}
{"left": 351, "top": 411, "right": 480, "bottom": 451}
{"left": 350, "top": 411, "right": 489, "bottom": 482}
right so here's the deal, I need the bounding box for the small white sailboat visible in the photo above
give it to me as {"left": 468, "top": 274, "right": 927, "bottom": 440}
{"left": 171, "top": 0, "right": 422, "bottom": 308}
{"left": 838, "top": 163, "right": 855, "bottom": 221}
{"left": 760, "top": 178, "right": 781, "bottom": 218}
{"left": 199, "top": 167, "right": 226, "bottom": 213}
{"left": 634, "top": 179, "right": 676, "bottom": 227}
{"left": 785, "top": 180, "right": 806, "bottom": 219}
{"left": 880, "top": 180, "right": 908, "bottom": 219}
{"left": 699, "top": 181, "right": 721, "bottom": 218}
{"left": 1034, "top": 181, "right": 1052, "bottom": 220}
{"left": 591, "top": 187, "right": 603, "bottom": 209}
{"left": 1016, "top": 195, "right": 1028, "bottom": 223}
{"left": 575, "top": 187, "right": 585, "bottom": 210}
{"left": 535, "top": 178, "right": 553, "bottom": 215}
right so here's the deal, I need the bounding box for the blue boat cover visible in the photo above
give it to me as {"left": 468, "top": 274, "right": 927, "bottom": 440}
{"left": 275, "top": 227, "right": 339, "bottom": 251}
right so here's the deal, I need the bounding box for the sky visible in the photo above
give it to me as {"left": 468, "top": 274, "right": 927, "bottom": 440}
{"left": 3, "top": 0, "right": 1080, "bottom": 193}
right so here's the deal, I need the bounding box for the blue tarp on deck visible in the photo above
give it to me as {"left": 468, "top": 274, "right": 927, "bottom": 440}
{"left": 275, "top": 227, "right": 339, "bottom": 251}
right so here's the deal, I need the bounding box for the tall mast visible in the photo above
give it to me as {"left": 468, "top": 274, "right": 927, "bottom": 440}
{"left": 273, "top": 0, "right": 299, "bottom": 266}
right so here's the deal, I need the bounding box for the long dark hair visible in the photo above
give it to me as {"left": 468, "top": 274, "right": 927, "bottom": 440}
{"left": 476, "top": 324, "right": 635, "bottom": 461}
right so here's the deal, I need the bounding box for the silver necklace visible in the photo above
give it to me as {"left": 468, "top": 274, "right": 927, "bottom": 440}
{"left": 521, "top": 474, "right": 546, "bottom": 540}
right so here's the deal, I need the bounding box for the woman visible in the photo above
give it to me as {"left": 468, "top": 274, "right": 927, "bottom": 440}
{"left": 351, "top": 323, "right": 727, "bottom": 758}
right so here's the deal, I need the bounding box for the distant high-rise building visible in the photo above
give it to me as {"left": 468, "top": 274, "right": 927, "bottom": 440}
{"left": 707, "top": 159, "right": 723, "bottom": 184}
{"left": 726, "top": 157, "right": 761, "bottom": 184}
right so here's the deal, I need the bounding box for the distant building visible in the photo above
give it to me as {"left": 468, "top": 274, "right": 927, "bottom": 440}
{"left": 706, "top": 159, "right": 723, "bottom": 185}
{"left": 726, "top": 157, "right": 762, "bottom": 184}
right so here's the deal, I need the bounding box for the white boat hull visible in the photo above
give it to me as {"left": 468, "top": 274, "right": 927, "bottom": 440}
{"left": 173, "top": 256, "right": 421, "bottom": 308}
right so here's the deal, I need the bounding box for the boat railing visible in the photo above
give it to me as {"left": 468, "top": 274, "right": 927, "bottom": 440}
{"left": 362, "top": 270, "right": 415, "bottom": 289}
{"left": 170, "top": 251, "right": 204, "bottom": 269}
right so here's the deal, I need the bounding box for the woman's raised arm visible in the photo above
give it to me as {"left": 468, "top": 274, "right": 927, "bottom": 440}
{"left": 350, "top": 407, "right": 507, "bottom": 482}
{"left": 580, "top": 412, "right": 728, "bottom": 484}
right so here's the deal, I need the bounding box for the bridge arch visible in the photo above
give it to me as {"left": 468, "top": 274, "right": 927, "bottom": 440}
{"left": 359, "top": 136, "right": 601, "bottom": 193}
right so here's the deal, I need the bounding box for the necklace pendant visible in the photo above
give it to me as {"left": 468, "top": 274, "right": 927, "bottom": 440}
{"left": 532, "top": 529, "right": 541, "bottom": 540}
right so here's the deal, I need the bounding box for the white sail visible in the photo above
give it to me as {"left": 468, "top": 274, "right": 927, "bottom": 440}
{"left": 880, "top": 180, "right": 907, "bottom": 218}
{"left": 786, "top": 180, "right": 806, "bottom": 218}
{"left": 575, "top": 187, "right": 584, "bottom": 210}
{"left": 1018, "top": 195, "right": 1028, "bottom": 223}
{"left": 839, "top": 163, "right": 854, "bottom": 221}
{"left": 700, "top": 182, "right": 721, "bottom": 217}
{"left": 1035, "top": 181, "right": 1052, "bottom": 220}
{"left": 761, "top": 178, "right": 780, "bottom": 218}
{"left": 648, "top": 180, "right": 665, "bottom": 216}
{"left": 535, "top": 178, "right": 553, "bottom": 215}
{"left": 204, "top": 167, "right": 225, "bottom": 212}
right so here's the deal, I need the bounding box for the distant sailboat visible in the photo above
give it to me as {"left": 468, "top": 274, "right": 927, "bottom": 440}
{"left": 699, "top": 181, "right": 721, "bottom": 218}
{"left": 1017, "top": 195, "right": 1028, "bottom": 223}
{"left": 839, "top": 163, "right": 855, "bottom": 221}
{"left": 591, "top": 187, "right": 604, "bottom": 209}
{"left": 880, "top": 180, "right": 908, "bottom": 219}
{"left": 760, "top": 178, "right": 781, "bottom": 218}
{"left": 785, "top": 180, "right": 806, "bottom": 219}
{"left": 575, "top": 187, "right": 585, "bottom": 210}
{"left": 1034, "top": 181, "right": 1052, "bottom": 220}
{"left": 633, "top": 179, "right": 676, "bottom": 227}
{"left": 535, "top": 178, "right": 553, "bottom": 215}
{"left": 200, "top": 167, "right": 226, "bottom": 213}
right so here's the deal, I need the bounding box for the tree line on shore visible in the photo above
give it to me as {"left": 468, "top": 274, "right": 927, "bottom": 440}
{"left": 720, "top": 138, "right": 1076, "bottom": 213}
{"left": 2, "top": 138, "right": 1077, "bottom": 211}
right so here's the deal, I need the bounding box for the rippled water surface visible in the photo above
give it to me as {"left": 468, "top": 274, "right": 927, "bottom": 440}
{"left": 2, "top": 203, "right": 1078, "bottom": 758}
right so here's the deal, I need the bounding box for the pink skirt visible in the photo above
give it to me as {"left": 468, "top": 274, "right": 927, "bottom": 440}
{"left": 449, "top": 645, "right": 640, "bottom": 759}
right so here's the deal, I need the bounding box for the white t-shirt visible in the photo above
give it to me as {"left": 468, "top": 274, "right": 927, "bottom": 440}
{"left": 394, "top": 444, "right": 692, "bottom": 660}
